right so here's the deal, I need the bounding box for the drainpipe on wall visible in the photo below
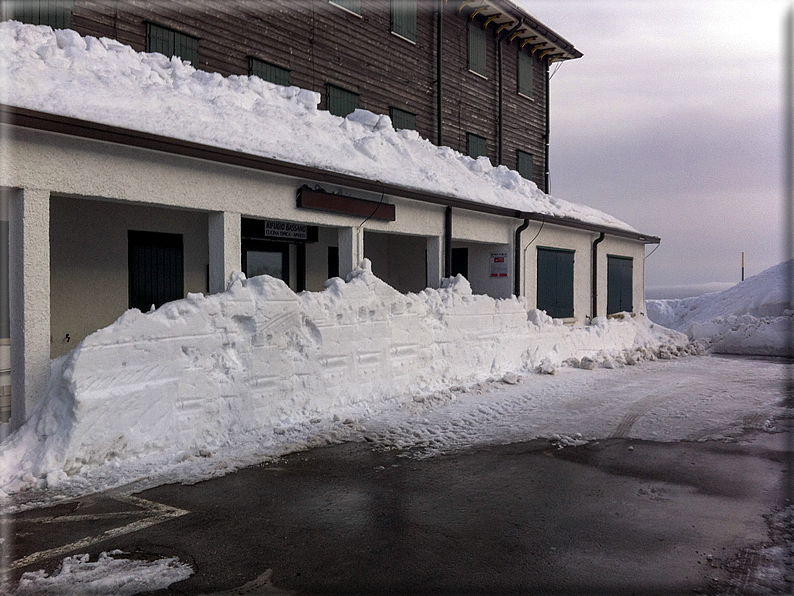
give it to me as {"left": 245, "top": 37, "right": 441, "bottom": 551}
{"left": 591, "top": 232, "right": 605, "bottom": 320}
{"left": 444, "top": 206, "right": 452, "bottom": 278}
{"left": 544, "top": 58, "right": 551, "bottom": 193}
{"left": 436, "top": 0, "right": 443, "bottom": 147}
{"left": 514, "top": 218, "right": 530, "bottom": 297}
{"left": 497, "top": 31, "right": 503, "bottom": 165}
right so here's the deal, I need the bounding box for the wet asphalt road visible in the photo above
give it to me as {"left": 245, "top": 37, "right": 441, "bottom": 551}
{"left": 11, "top": 426, "right": 792, "bottom": 595}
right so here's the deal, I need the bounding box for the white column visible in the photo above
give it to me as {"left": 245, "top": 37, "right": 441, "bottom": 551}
{"left": 426, "top": 236, "right": 443, "bottom": 289}
{"left": 9, "top": 188, "right": 50, "bottom": 429}
{"left": 208, "top": 211, "right": 241, "bottom": 294}
{"left": 338, "top": 226, "right": 365, "bottom": 280}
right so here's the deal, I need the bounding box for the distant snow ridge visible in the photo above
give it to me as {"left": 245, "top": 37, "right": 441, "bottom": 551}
{"left": 0, "top": 264, "right": 686, "bottom": 497}
{"left": 0, "top": 20, "right": 634, "bottom": 230}
{"left": 647, "top": 260, "right": 793, "bottom": 356}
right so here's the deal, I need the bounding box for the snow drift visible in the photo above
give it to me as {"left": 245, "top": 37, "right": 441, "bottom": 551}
{"left": 646, "top": 260, "right": 793, "bottom": 356}
{"left": 0, "top": 264, "right": 687, "bottom": 495}
{"left": 0, "top": 20, "right": 635, "bottom": 231}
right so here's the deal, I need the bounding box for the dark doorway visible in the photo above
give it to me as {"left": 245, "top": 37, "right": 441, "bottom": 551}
{"left": 451, "top": 247, "right": 468, "bottom": 279}
{"left": 537, "top": 247, "right": 574, "bottom": 319}
{"left": 128, "top": 230, "right": 184, "bottom": 312}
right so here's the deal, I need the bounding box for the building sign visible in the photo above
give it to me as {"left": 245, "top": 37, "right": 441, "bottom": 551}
{"left": 264, "top": 220, "right": 308, "bottom": 241}
{"left": 490, "top": 252, "right": 508, "bottom": 278}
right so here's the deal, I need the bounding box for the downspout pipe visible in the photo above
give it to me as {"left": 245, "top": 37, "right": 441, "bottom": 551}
{"left": 544, "top": 57, "right": 550, "bottom": 193}
{"left": 444, "top": 206, "right": 452, "bottom": 278}
{"left": 436, "top": 0, "right": 443, "bottom": 147}
{"left": 514, "top": 218, "right": 530, "bottom": 297}
{"left": 591, "top": 232, "right": 605, "bottom": 320}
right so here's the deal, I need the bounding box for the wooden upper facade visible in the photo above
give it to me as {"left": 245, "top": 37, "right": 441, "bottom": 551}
{"left": 2, "top": 0, "right": 582, "bottom": 193}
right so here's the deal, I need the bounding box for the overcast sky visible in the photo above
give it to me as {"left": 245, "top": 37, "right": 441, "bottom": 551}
{"left": 519, "top": 0, "right": 789, "bottom": 298}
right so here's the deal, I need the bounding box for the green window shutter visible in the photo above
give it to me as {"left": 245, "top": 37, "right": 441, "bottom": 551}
{"left": 517, "top": 50, "right": 534, "bottom": 97}
{"left": 249, "top": 57, "right": 291, "bottom": 86}
{"left": 391, "top": 0, "right": 416, "bottom": 42}
{"left": 146, "top": 23, "right": 199, "bottom": 66}
{"left": 537, "top": 248, "right": 574, "bottom": 319}
{"left": 327, "top": 84, "right": 359, "bottom": 117}
{"left": 390, "top": 107, "right": 416, "bottom": 131}
{"left": 517, "top": 150, "right": 533, "bottom": 180}
{"left": 173, "top": 30, "right": 199, "bottom": 66}
{"left": 468, "top": 21, "right": 487, "bottom": 76}
{"left": 607, "top": 256, "right": 633, "bottom": 314}
{"left": 466, "top": 133, "right": 487, "bottom": 159}
{"left": 330, "top": 0, "right": 361, "bottom": 15}
{"left": 3, "top": 0, "right": 73, "bottom": 28}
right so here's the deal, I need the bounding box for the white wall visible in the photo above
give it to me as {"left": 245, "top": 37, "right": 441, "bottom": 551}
{"left": 50, "top": 197, "right": 209, "bottom": 358}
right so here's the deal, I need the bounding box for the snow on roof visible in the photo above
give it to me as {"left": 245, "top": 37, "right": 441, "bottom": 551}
{"left": 0, "top": 21, "right": 637, "bottom": 233}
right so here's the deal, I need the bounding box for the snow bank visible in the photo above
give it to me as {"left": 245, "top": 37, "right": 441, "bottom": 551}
{"left": 11, "top": 551, "right": 192, "bottom": 595}
{"left": 0, "top": 264, "right": 686, "bottom": 496}
{"left": 647, "top": 260, "right": 793, "bottom": 356}
{"left": 0, "top": 20, "right": 634, "bottom": 230}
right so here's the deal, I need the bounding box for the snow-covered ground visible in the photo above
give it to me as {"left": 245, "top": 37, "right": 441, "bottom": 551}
{"left": 646, "top": 259, "right": 793, "bottom": 356}
{"left": 0, "top": 20, "right": 634, "bottom": 230}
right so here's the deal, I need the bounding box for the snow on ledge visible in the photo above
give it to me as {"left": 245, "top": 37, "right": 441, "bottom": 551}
{"left": 0, "top": 265, "right": 686, "bottom": 496}
{"left": 0, "top": 20, "right": 636, "bottom": 231}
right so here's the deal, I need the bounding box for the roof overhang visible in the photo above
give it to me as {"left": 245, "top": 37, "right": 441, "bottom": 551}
{"left": 0, "top": 105, "right": 658, "bottom": 244}
{"left": 450, "top": 0, "right": 583, "bottom": 62}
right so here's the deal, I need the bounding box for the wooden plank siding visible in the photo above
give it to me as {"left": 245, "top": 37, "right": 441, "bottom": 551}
{"left": 63, "top": 0, "right": 549, "bottom": 191}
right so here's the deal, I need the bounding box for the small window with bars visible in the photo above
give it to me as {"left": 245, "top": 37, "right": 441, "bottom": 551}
{"left": 466, "top": 133, "right": 488, "bottom": 159}
{"left": 390, "top": 107, "right": 416, "bottom": 131}
{"left": 249, "top": 57, "right": 290, "bottom": 87}
{"left": 468, "top": 21, "right": 487, "bottom": 77}
{"left": 326, "top": 84, "right": 359, "bottom": 118}
{"left": 517, "top": 150, "right": 534, "bottom": 181}
{"left": 391, "top": 0, "right": 416, "bottom": 43}
{"left": 517, "top": 51, "right": 535, "bottom": 98}
{"left": 146, "top": 22, "right": 199, "bottom": 66}
{"left": 329, "top": 0, "right": 361, "bottom": 15}
{"left": 1, "top": 0, "right": 73, "bottom": 29}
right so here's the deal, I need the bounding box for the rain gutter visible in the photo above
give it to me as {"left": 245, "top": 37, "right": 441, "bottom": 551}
{"left": 0, "top": 105, "right": 659, "bottom": 245}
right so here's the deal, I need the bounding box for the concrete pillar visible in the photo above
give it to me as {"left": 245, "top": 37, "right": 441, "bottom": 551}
{"left": 208, "top": 211, "right": 241, "bottom": 294}
{"left": 426, "top": 236, "right": 443, "bottom": 289}
{"left": 9, "top": 188, "right": 50, "bottom": 429}
{"left": 338, "top": 226, "right": 364, "bottom": 280}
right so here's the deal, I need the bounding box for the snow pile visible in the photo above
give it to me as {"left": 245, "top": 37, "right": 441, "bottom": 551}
{"left": 0, "top": 20, "right": 634, "bottom": 230}
{"left": 0, "top": 263, "right": 686, "bottom": 496}
{"left": 646, "top": 260, "right": 793, "bottom": 356}
{"left": 11, "top": 551, "right": 192, "bottom": 595}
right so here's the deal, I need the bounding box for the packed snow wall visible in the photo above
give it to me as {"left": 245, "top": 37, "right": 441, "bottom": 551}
{"left": 3, "top": 263, "right": 686, "bottom": 484}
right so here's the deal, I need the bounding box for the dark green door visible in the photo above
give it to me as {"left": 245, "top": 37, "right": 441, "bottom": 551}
{"left": 537, "top": 248, "right": 574, "bottom": 319}
{"left": 128, "top": 230, "right": 184, "bottom": 312}
{"left": 607, "top": 255, "right": 633, "bottom": 314}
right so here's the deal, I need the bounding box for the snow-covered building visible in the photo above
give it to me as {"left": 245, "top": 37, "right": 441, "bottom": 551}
{"left": 0, "top": 1, "right": 659, "bottom": 428}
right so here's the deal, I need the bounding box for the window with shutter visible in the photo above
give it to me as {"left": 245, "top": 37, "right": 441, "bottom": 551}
{"left": 391, "top": 0, "right": 417, "bottom": 42}
{"left": 468, "top": 21, "right": 487, "bottom": 76}
{"left": 517, "top": 51, "right": 534, "bottom": 97}
{"left": 249, "top": 57, "right": 291, "bottom": 86}
{"left": 390, "top": 107, "right": 417, "bottom": 131}
{"left": 146, "top": 23, "right": 199, "bottom": 66}
{"left": 517, "top": 150, "right": 534, "bottom": 180}
{"left": 1, "top": 0, "right": 73, "bottom": 29}
{"left": 466, "top": 133, "right": 488, "bottom": 159}
{"left": 537, "top": 247, "right": 574, "bottom": 319}
{"left": 326, "top": 84, "right": 359, "bottom": 118}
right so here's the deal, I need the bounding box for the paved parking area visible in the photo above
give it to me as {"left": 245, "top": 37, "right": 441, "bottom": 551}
{"left": 9, "top": 426, "right": 791, "bottom": 595}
